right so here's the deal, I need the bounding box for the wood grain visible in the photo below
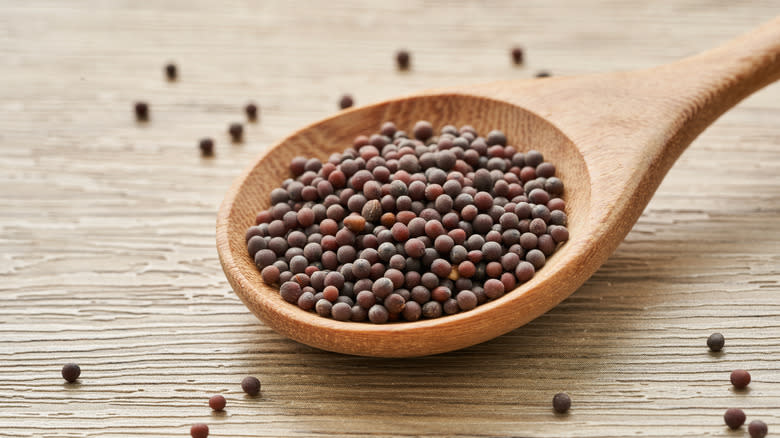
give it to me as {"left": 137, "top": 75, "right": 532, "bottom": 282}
{"left": 1, "top": 0, "right": 779, "bottom": 436}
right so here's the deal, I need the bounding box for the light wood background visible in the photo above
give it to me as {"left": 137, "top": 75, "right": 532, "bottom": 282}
{"left": 1, "top": 1, "right": 778, "bottom": 437}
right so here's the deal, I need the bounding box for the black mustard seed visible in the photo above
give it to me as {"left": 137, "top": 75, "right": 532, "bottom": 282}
{"left": 552, "top": 392, "right": 571, "bottom": 413}
{"left": 61, "top": 363, "right": 80, "bottom": 383}
{"left": 241, "top": 376, "right": 261, "bottom": 396}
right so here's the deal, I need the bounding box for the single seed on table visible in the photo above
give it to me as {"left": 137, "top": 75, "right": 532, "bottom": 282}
{"left": 228, "top": 123, "right": 243, "bottom": 142}
{"left": 724, "top": 408, "right": 746, "bottom": 429}
{"left": 190, "top": 423, "right": 209, "bottom": 438}
{"left": 396, "top": 49, "right": 411, "bottom": 70}
{"left": 552, "top": 392, "right": 571, "bottom": 413}
{"left": 133, "top": 101, "right": 149, "bottom": 121}
{"left": 511, "top": 47, "right": 524, "bottom": 65}
{"left": 730, "top": 369, "right": 751, "bottom": 389}
{"left": 241, "top": 376, "right": 261, "bottom": 396}
{"left": 748, "top": 420, "right": 768, "bottom": 438}
{"left": 61, "top": 363, "right": 81, "bottom": 383}
{"left": 245, "top": 102, "right": 259, "bottom": 121}
{"left": 707, "top": 332, "right": 725, "bottom": 352}
{"left": 535, "top": 70, "right": 552, "bottom": 78}
{"left": 339, "top": 94, "right": 354, "bottom": 109}
{"left": 164, "top": 62, "right": 177, "bottom": 80}
{"left": 198, "top": 138, "right": 215, "bottom": 157}
{"left": 209, "top": 394, "right": 226, "bottom": 411}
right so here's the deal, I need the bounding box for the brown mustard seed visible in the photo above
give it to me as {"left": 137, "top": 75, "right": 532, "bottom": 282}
{"left": 241, "top": 376, "right": 261, "bottom": 396}
{"left": 535, "top": 70, "right": 552, "bottom": 78}
{"left": 245, "top": 102, "right": 259, "bottom": 121}
{"left": 209, "top": 394, "right": 226, "bottom": 411}
{"left": 199, "top": 138, "right": 214, "bottom": 157}
{"left": 61, "top": 363, "right": 81, "bottom": 383}
{"left": 724, "top": 408, "right": 746, "bottom": 429}
{"left": 134, "top": 101, "right": 149, "bottom": 121}
{"left": 164, "top": 63, "right": 177, "bottom": 81}
{"left": 339, "top": 94, "right": 354, "bottom": 109}
{"left": 250, "top": 121, "right": 567, "bottom": 323}
{"left": 396, "top": 49, "right": 411, "bottom": 70}
{"left": 511, "top": 47, "right": 524, "bottom": 65}
{"left": 707, "top": 332, "right": 725, "bottom": 352}
{"left": 552, "top": 392, "right": 571, "bottom": 413}
{"left": 228, "top": 123, "right": 243, "bottom": 142}
{"left": 190, "top": 423, "right": 209, "bottom": 438}
{"left": 749, "top": 420, "right": 768, "bottom": 438}
{"left": 730, "top": 369, "right": 751, "bottom": 389}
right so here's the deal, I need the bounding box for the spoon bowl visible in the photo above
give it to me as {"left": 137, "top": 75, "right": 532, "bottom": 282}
{"left": 217, "top": 17, "right": 779, "bottom": 357}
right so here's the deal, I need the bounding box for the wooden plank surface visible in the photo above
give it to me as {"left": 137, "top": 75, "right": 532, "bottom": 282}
{"left": 0, "top": 1, "right": 778, "bottom": 436}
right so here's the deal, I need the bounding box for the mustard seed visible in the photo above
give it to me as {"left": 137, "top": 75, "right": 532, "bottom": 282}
{"left": 134, "top": 101, "right": 149, "bottom": 121}
{"left": 749, "top": 420, "right": 768, "bottom": 438}
{"left": 61, "top": 363, "right": 80, "bottom": 383}
{"left": 245, "top": 102, "right": 259, "bottom": 122}
{"left": 339, "top": 94, "right": 354, "bottom": 109}
{"left": 190, "top": 423, "right": 209, "bottom": 438}
{"left": 511, "top": 47, "right": 524, "bottom": 65}
{"left": 199, "top": 138, "right": 214, "bottom": 157}
{"left": 164, "top": 63, "right": 177, "bottom": 81}
{"left": 396, "top": 50, "right": 411, "bottom": 70}
{"left": 552, "top": 392, "right": 571, "bottom": 413}
{"left": 209, "top": 394, "right": 226, "bottom": 411}
{"left": 707, "top": 332, "right": 725, "bottom": 352}
{"left": 228, "top": 123, "right": 243, "bottom": 142}
{"left": 724, "top": 408, "right": 746, "bottom": 429}
{"left": 730, "top": 369, "right": 751, "bottom": 389}
{"left": 368, "top": 304, "right": 389, "bottom": 323}
{"left": 241, "top": 376, "right": 261, "bottom": 396}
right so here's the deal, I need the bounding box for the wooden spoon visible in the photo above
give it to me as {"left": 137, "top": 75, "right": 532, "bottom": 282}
{"left": 217, "top": 18, "right": 780, "bottom": 357}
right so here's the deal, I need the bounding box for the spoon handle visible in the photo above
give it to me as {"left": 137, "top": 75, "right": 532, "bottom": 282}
{"left": 659, "top": 15, "right": 780, "bottom": 156}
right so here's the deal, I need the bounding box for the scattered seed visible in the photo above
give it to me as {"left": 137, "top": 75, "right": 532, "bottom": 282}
{"left": 552, "top": 392, "right": 571, "bottom": 413}
{"left": 190, "top": 423, "right": 209, "bottom": 438}
{"left": 209, "top": 395, "right": 226, "bottom": 411}
{"left": 134, "top": 102, "right": 149, "bottom": 121}
{"left": 730, "top": 369, "right": 751, "bottom": 389}
{"left": 724, "top": 408, "right": 746, "bottom": 429}
{"left": 396, "top": 50, "right": 411, "bottom": 70}
{"left": 339, "top": 94, "right": 354, "bottom": 109}
{"left": 748, "top": 420, "right": 768, "bottom": 438}
{"left": 241, "top": 376, "right": 261, "bottom": 396}
{"left": 199, "top": 138, "right": 214, "bottom": 157}
{"left": 245, "top": 102, "right": 259, "bottom": 122}
{"left": 511, "top": 47, "right": 524, "bottom": 65}
{"left": 61, "top": 363, "right": 80, "bottom": 383}
{"left": 535, "top": 71, "right": 551, "bottom": 78}
{"left": 164, "top": 63, "right": 177, "bottom": 81}
{"left": 707, "top": 332, "right": 725, "bottom": 352}
{"left": 228, "top": 123, "right": 243, "bottom": 143}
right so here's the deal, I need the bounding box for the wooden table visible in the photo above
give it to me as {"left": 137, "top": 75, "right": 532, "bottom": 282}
{"left": 1, "top": 1, "right": 778, "bottom": 436}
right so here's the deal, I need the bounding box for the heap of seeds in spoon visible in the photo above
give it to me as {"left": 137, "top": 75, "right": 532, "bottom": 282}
{"left": 246, "top": 121, "right": 569, "bottom": 323}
